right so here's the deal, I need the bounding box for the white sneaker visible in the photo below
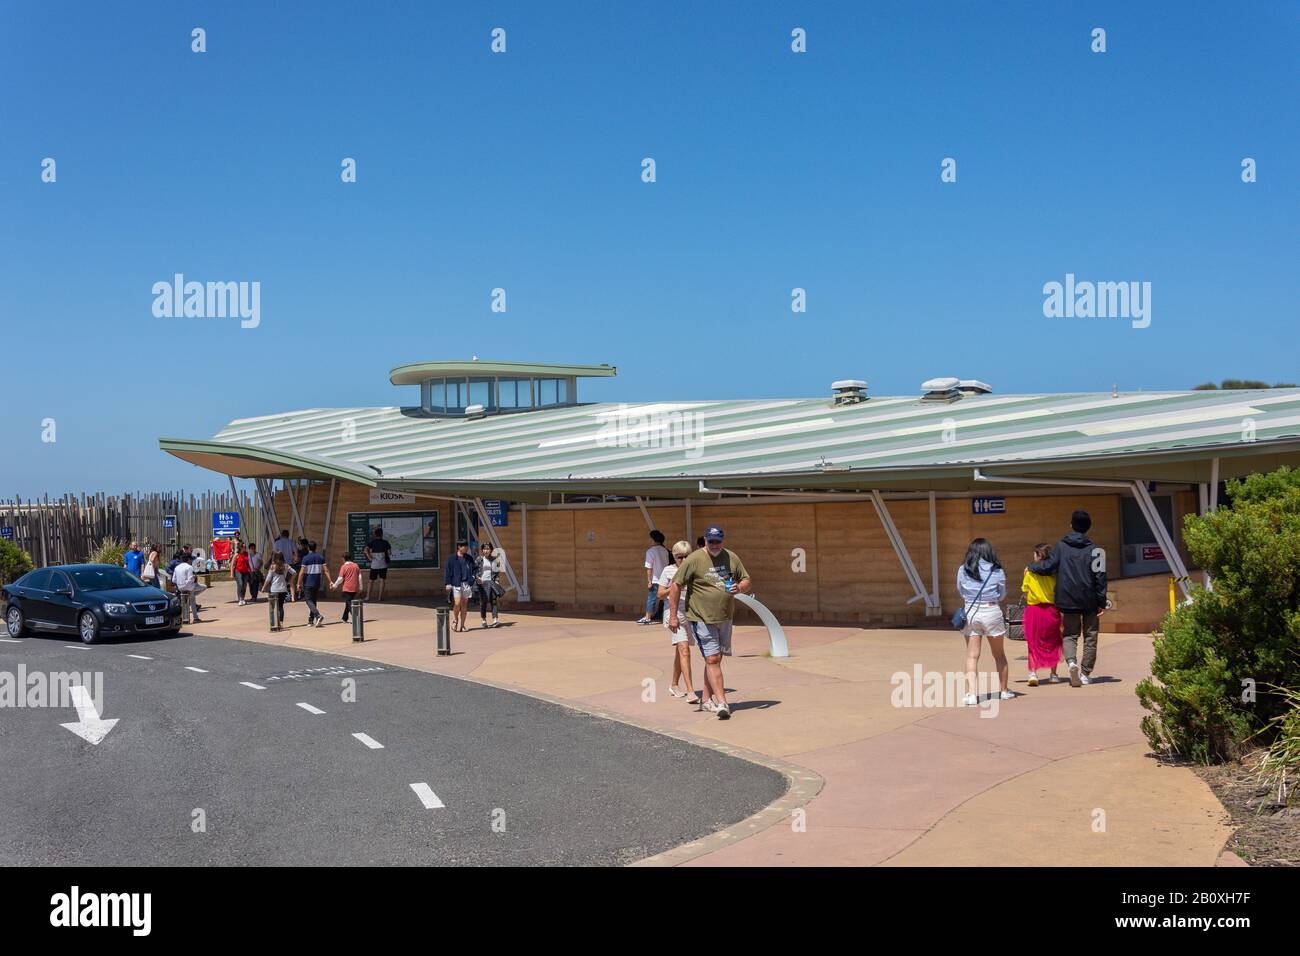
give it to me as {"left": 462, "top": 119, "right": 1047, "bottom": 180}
{"left": 238, "top": 600, "right": 246, "bottom": 606}
{"left": 999, "top": 690, "right": 1015, "bottom": 700}
{"left": 715, "top": 701, "right": 731, "bottom": 720}
{"left": 961, "top": 693, "right": 979, "bottom": 706}
{"left": 1080, "top": 673, "right": 1092, "bottom": 685}
{"left": 702, "top": 699, "right": 720, "bottom": 714}
{"left": 1027, "top": 673, "right": 1039, "bottom": 687}
{"left": 1068, "top": 661, "right": 1082, "bottom": 687}
{"left": 1049, "top": 674, "right": 1061, "bottom": 683}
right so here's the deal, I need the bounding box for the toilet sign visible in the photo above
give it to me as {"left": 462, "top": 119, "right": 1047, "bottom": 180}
{"left": 971, "top": 497, "right": 1005, "bottom": 515}
{"left": 482, "top": 499, "right": 508, "bottom": 526}
{"left": 213, "top": 511, "right": 240, "bottom": 537}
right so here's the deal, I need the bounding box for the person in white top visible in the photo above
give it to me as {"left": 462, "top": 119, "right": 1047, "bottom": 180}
{"left": 637, "top": 530, "right": 672, "bottom": 624}
{"left": 171, "top": 559, "right": 202, "bottom": 624}
{"left": 956, "top": 538, "right": 1011, "bottom": 706}
{"left": 656, "top": 541, "right": 696, "bottom": 701}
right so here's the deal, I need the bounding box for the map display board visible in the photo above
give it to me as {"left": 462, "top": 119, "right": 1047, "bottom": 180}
{"left": 347, "top": 511, "right": 440, "bottom": 569}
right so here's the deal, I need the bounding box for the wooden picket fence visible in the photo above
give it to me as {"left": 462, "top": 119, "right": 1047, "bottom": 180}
{"left": 0, "top": 490, "right": 266, "bottom": 568}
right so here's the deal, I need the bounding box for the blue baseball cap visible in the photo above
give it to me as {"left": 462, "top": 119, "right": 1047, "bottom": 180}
{"left": 704, "top": 525, "right": 725, "bottom": 541}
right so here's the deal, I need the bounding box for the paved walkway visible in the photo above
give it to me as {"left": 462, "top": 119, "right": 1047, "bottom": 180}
{"left": 180, "top": 583, "right": 1237, "bottom": 866}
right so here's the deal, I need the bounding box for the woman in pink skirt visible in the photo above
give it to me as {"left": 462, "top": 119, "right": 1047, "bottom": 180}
{"left": 1021, "top": 543, "right": 1063, "bottom": 685}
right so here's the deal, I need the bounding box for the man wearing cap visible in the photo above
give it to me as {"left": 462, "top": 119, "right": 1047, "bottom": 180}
{"left": 667, "top": 524, "right": 751, "bottom": 719}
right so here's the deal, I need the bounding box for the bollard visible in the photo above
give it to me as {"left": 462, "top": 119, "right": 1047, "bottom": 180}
{"left": 436, "top": 605, "right": 451, "bottom": 656}
{"left": 351, "top": 598, "right": 364, "bottom": 642}
{"left": 269, "top": 594, "right": 280, "bottom": 631}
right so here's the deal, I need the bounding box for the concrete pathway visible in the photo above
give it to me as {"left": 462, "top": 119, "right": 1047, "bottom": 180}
{"left": 179, "top": 583, "right": 1236, "bottom": 866}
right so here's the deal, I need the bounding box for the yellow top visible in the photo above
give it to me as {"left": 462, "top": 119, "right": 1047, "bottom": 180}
{"left": 1022, "top": 569, "right": 1055, "bottom": 606}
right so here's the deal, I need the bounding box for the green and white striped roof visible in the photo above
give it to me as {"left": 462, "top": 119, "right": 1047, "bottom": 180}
{"left": 161, "top": 387, "right": 1300, "bottom": 498}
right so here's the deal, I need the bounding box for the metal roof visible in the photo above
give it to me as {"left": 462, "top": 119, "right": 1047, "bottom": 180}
{"left": 161, "top": 388, "right": 1300, "bottom": 498}
{"left": 388, "top": 359, "right": 617, "bottom": 386}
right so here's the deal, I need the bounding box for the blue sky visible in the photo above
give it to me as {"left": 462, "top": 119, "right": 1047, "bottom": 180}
{"left": 1, "top": 1, "right": 1296, "bottom": 496}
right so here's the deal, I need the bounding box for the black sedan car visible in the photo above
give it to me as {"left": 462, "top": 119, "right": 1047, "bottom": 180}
{"left": 2, "top": 564, "right": 181, "bottom": 644}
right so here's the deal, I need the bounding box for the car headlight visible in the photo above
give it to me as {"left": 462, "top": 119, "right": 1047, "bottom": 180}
{"left": 168, "top": 596, "right": 180, "bottom": 608}
{"left": 103, "top": 603, "right": 130, "bottom": 615}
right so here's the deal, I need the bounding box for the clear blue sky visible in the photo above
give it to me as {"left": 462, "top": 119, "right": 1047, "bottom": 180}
{"left": 2, "top": 1, "right": 1296, "bottom": 496}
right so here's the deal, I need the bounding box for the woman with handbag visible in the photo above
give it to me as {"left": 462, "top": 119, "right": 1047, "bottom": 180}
{"left": 474, "top": 542, "right": 504, "bottom": 628}
{"left": 1021, "top": 543, "right": 1063, "bottom": 686}
{"left": 955, "top": 538, "right": 1013, "bottom": 706}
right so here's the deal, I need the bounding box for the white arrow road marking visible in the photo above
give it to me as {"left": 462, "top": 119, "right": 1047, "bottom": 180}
{"left": 410, "top": 783, "right": 445, "bottom": 809}
{"left": 185, "top": 666, "right": 208, "bottom": 673}
{"left": 60, "top": 685, "right": 118, "bottom": 745}
{"left": 352, "top": 732, "right": 384, "bottom": 749}
{"left": 296, "top": 703, "right": 325, "bottom": 715}
{"left": 127, "top": 654, "right": 153, "bottom": 660}
{"left": 240, "top": 682, "right": 266, "bottom": 690}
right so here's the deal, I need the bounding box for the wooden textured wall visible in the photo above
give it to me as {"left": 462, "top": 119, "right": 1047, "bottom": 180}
{"left": 269, "top": 484, "right": 1175, "bottom": 625}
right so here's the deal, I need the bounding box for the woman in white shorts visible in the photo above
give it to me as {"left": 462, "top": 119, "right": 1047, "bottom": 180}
{"left": 956, "top": 538, "right": 1013, "bottom": 705}
{"left": 656, "top": 541, "right": 697, "bottom": 702}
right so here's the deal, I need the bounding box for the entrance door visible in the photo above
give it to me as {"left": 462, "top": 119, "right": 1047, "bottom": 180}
{"left": 1120, "top": 495, "right": 1176, "bottom": 576}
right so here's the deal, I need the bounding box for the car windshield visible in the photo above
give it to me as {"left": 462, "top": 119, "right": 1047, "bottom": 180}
{"left": 69, "top": 567, "right": 146, "bottom": 591}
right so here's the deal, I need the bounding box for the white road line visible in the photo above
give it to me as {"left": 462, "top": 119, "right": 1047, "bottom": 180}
{"left": 352, "top": 732, "right": 384, "bottom": 750}
{"left": 185, "top": 666, "right": 208, "bottom": 673}
{"left": 240, "top": 682, "right": 267, "bottom": 690}
{"left": 0, "top": 639, "right": 22, "bottom": 643}
{"left": 64, "top": 645, "right": 90, "bottom": 650}
{"left": 127, "top": 654, "right": 153, "bottom": 660}
{"left": 296, "top": 702, "right": 325, "bottom": 715}
{"left": 410, "top": 783, "right": 445, "bottom": 809}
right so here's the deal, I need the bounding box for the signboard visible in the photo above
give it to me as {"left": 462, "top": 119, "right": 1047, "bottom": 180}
{"left": 971, "top": 497, "right": 1005, "bottom": 515}
{"left": 369, "top": 489, "right": 417, "bottom": 506}
{"left": 1141, "top": 545, "right": 1165, "bottom": 561}
{"left": 347, "top": 511, "right": 439, "bottom": 569}
{"left": 482, "top": 500, "right": 509, "bottom": 527}
{"left": 212, "top": 511, "right": 240, "bottom": 537}
{"left": 0, "top": 527, "right": 12, "bottom": 540}
{"left": 162, "top": 515, "right": 177, "bottom": 529}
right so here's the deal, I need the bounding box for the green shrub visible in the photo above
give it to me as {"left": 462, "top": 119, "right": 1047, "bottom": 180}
{"left": 89, "top": 537, "right": 127, "bottom": 567}
{"left": 0, "top": 540, "right": 34, "bottom": 585}
{"left": 1136, "top": 466, "right": 1300, "bottom": 762}
{"left": 1256, "top": 688, "right": 1300, "bottom": 806}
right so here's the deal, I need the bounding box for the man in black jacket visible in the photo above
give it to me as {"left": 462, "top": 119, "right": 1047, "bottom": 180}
{"left": 1029, "top": 509, "right": 1108, "bottom": 687}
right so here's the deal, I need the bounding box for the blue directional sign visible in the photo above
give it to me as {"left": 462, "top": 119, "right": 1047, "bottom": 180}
{"left": 0, "top": 526, "right": 12, "bottom": 539}
{"left": 212, "top": 511, "right": 241, "bottom": 536}
{"left": 971, "top": 497, "right": 1006, "bottom": 515}
{"left": 482, "top": 500, "right": 508, "bottom": 527}
{"left": 162, "top": 515, "right": 177, "bottom": 529}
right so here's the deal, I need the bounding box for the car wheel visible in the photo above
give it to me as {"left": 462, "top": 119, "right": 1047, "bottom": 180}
{"left": 78, "top": 611, "right": 100, "bottom": 645}
{"left": 5, "top": 605, "right": 27, "bottom": 637}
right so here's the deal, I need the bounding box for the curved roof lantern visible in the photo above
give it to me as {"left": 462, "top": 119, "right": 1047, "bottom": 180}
{"left": 389, "top": 359, "right": 617, "bottom": 418}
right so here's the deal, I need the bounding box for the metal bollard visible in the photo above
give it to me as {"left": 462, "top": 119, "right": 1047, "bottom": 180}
{"left": 269, "top": 594, "right": 280, "bottom": 631}
{"left": 351, "top": 598, "right": 364, "bottom": 642}
{"left": 436, "top": 605, "right": 451, "bottom": 656}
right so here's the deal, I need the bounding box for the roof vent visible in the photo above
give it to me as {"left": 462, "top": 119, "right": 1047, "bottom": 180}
{"left": 920, "top": 377, "right": 962, "bottom": 402}
{"left": 831, "top": 379, "right": 868, "bottom": 406}
{"left": 957, "top": 379, "right": 992, "bottom": 395}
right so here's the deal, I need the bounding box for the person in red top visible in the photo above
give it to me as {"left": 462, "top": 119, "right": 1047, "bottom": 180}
{"left": 335, "top": 552, "right": 362, "bottom": 626}
{"left": 233, "top": 545, "right": 253, "bottom": 606}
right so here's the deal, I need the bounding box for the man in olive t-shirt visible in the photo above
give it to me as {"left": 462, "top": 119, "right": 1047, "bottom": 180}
{"left": 667, "top": 524, "right": 751, "bottom": 719}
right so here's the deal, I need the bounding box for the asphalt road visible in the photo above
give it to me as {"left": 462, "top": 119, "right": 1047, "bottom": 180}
{"left": 0, "top": 630, "right": 786, "bottom": 866}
